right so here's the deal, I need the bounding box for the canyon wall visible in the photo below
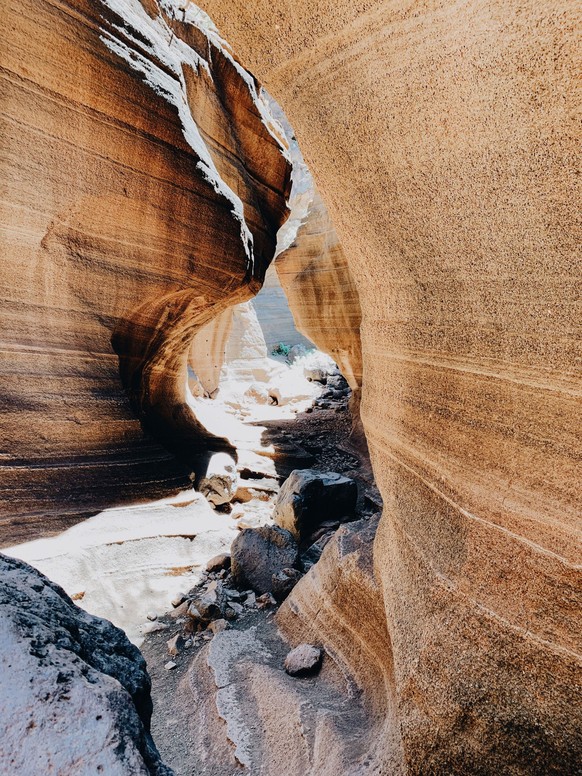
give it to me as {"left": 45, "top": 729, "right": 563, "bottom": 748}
{"left": 276, "top": 192, "right": 362, "bottom": 391}
{"left": 199, "top": 1, "right": 582, "bottom": 772}
{"left": 1, "top": 0, "right": 290, "bottom": 543}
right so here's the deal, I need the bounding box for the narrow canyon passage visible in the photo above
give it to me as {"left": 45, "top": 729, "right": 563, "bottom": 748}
{"left": 1, "top": 1, "right": 580, "bottom": 775}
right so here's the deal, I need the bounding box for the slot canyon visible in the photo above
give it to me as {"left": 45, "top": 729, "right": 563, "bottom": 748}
{"left": 1, "top": 1, "right": 580, "bottom": 775}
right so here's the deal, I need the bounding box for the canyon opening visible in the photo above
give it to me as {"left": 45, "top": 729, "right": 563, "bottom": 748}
{"left": 1, "top": 2, "right": 580, "bottom": 776}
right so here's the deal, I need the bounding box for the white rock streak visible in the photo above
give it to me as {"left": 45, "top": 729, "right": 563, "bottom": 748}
{"left": 99, "top": 1, "right": 287, "bottom": 270}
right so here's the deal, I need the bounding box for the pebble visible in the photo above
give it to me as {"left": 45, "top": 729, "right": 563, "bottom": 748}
{"left": 166, "top": 634, "right": 185, "bottom": 656}
{"left": 141, "top": 621, "right": 169, "bottom": 635}
{"left": 146, "top": 611, "right": 158, "bottom": 621}
{"left": 206, "top": 553, "right": 231, "bottom": 573}
{"left": 171, "top": 592, "right": 188, "bottom": 608}
{"left": 284, "top": 644, "right": 323, "bottom": 677}
{"left": 164, "top": 661, "right": 177, "bottom": 671}
{"left": 209, "top": 619, "right": 228, "bottom": 634}
{"left": 256, "top": 592, "right": 276, "bottom": 609}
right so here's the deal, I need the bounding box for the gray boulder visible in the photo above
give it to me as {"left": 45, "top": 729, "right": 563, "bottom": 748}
{"left": 304, "top": 366, "right": 328, "bottom": 384}
{"left": 231, "top": 525, "right": 299, "bottom": 594}
{"left": 272, "top": 469, "right": 358, "bottom": 542}
{"left": 284, "top": 644, "right": 323, "bottom": 677}
{"left": 0, "top": 553, "right": 171, "bottom": 775}
{"left": 198, "top": 452, "right": 238, "bottom": 507}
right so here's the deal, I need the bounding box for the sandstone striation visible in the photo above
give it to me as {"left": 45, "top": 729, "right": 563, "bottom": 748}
{"left": 197, "top": 2, "right": 582, "bottom": 772}
{"left": 276, "top": 192, "right": 362, "bottom": 394}
{"left": 1, "top": 0, "right": 291, "bottom": 542}
{"left": 2, "top": 1, "right": 581, "bottom": 773}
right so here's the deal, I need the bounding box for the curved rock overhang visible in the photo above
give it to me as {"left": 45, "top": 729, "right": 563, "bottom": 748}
{"left": 0, "top": 0, "right": 291, "bottom": 541}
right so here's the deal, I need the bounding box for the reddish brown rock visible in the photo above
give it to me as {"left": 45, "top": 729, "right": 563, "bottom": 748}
{"left": 0, "top": 0, "right": 291, "bottom": 542}
{"left": 197, "top": 2, "right": 582, "bottom": 772}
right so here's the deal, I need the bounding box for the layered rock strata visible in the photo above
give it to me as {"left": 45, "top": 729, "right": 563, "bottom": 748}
{"left": 276, "top": 192, "right": 362, "bottom": 393}
{"left": 1, "top": 0, "right": 290, "bottom": 541}
{"left": 198, "top": 2, "right": 582, "bottom": 772}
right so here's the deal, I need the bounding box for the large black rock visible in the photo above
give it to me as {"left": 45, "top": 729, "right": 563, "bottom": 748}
{"left": 231, "top": 525, "right": 299, "bottom": 594}
{"left": 0, "top": 553, "right": 172, "bottom": 775}
{"left": 272, "top": 469, "right": 358, "bottom": 542}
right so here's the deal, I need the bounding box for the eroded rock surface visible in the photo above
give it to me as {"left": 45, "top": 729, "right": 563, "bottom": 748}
{"left": 192, "top": 2, "right": 582, "bottom": 771}
{"left": 1, "top": 0, "right": 290, "bottom": 541}
{"left": 0, "top": 553, "right": 170, "bottom": 775}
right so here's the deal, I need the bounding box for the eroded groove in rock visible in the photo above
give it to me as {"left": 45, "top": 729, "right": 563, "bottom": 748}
{"left": 1, "top": 0, "right": 291, "bottom": 541}
{"left": 198, "top": 2, "right": 582, "bottom": 772}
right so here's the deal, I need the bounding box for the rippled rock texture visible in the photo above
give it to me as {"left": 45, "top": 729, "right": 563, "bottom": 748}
{"left": 1, "top": 0, "right": 291, "bottom": 542}
{"left": 199, "top": 2, "right": 582, "bottom": 772}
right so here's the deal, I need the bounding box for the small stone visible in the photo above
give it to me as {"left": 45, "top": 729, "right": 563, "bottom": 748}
{"left": 187, "top": 580, "right": 227, "bottom": 624}
{"left": 209, "top": 619, "right": 228, "bottom": 634}
{"left": 224, "top": 588, "right": 244, "bottom": 601}
{"left": 224, "top": 606, "right": 238, "bottom": 621}
{"left": 146, "top": 611, "right": 158, "bottom": 622}
{"left": 171, "top": 592, "right": 188, "bottom": 608}
{"left": 228, "top": 601, "right": 244, "bottom": 616}
{"left": 284, "top": 644, "right": 322, "bottom": 677}
{"left": 183, "top": 639, "right": 193, "bottom": 649}
{"left": 198, "top": 453, "right": 238, "bottom": 507}
{"left": 304, "top": 367, "right": 327, "bottom": 384}
{"left": 164, "top": 661, "right": 177, "bottom": 671}
{"left": 166, "top": 634, "right": 185, "bottom": 656}
{"left": 187, "top": 603, "right": 203, "bottom": 621}
{"left": 231, "top": 505, "right": 245, "bottom": 520}
{"left": 206, "top": 553, "right": 231, "bottom": 573}
{"left": 141, "top": 621, "right": 169, "bottom": 635}
{"left": 170, "top": 602, "right": 189, "bottom": 621}
{"left": 256, "top": 592, "right": 276, "bottom": 609}
{"left": 305, "top": 406, "right": 313, "bottom": 413}
{"left": 244, "top": 591, "right": 256, "bottom": 608}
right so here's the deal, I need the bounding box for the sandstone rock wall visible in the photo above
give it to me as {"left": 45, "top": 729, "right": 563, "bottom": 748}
{"left": 276, "top": 191, "right": 363, "bottom": 391}
{"left": 198, "top": 1, "right": 582, "bottom": 772}
{"left": 1, "top": 0, "right": 290, "bottom": 543}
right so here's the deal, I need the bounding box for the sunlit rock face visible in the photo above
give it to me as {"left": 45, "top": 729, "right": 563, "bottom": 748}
{"left": 1, "top": 0, "right": 290, "bottom": 542}
{"left": 276, "top": 191, "right": 364, "bottom": 442}
{"left": 199, "top": 2, "right": 582, "bottom": 772}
